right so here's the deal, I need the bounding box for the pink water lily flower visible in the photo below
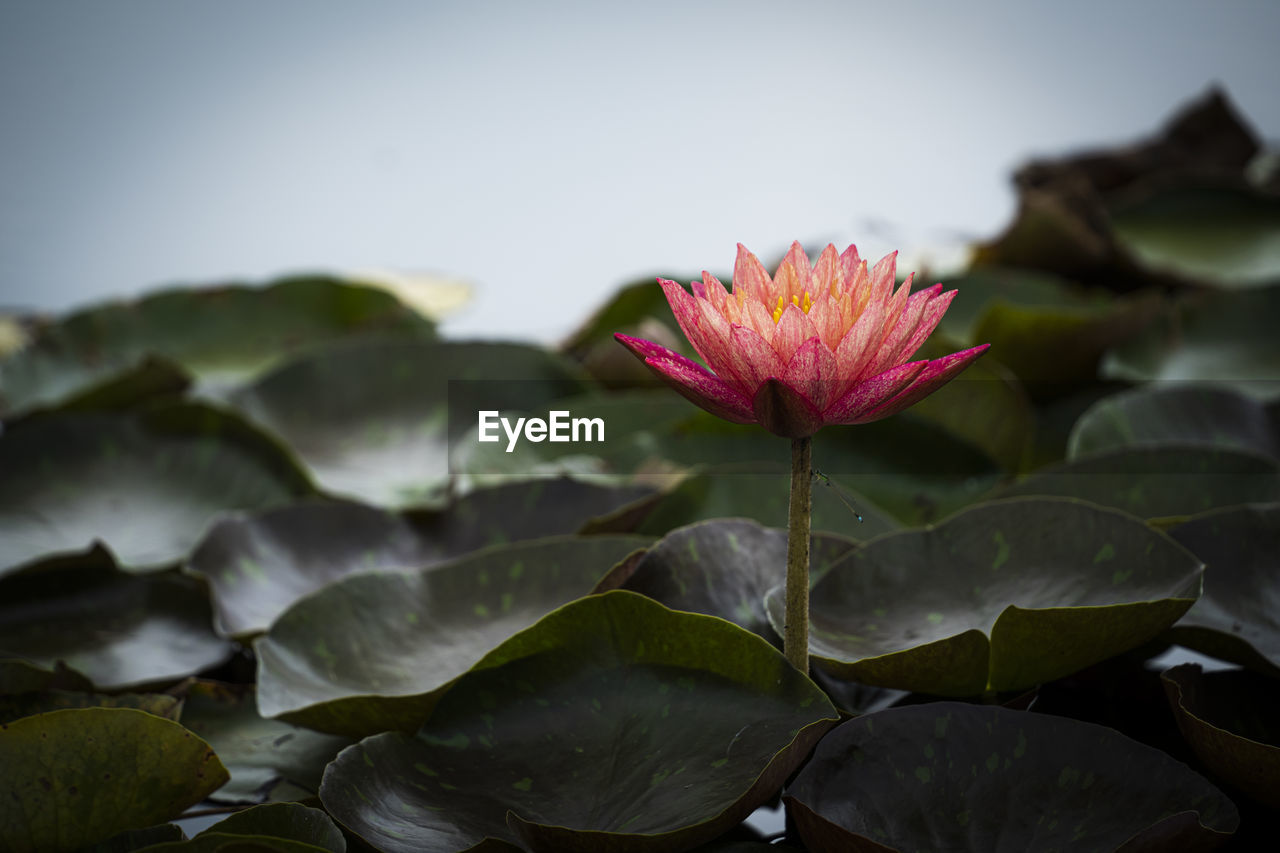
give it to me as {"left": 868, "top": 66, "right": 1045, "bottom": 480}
{"left": 615, "top": 242, "right": 989, "bottom": 438}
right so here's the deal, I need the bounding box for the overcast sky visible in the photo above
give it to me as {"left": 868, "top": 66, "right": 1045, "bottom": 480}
{"left": 2, "top": 0, "right": 1277, "bottom": 342}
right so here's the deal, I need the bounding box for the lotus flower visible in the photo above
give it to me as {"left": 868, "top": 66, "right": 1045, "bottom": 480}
{"left": 615, "top": 242, "right": 989, "bottom": 438}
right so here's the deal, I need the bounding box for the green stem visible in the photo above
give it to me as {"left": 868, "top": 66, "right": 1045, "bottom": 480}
{"left": 784, "top": 436, "right": 812, "bottom": 672}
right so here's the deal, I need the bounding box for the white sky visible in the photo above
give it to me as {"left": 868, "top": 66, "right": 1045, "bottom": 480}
{"left": 2, "top": 0, "right": 1277, "bottom": 342}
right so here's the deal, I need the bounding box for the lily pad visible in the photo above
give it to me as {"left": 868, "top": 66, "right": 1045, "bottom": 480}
{"left": 0, "top": 561, "right": 234, "bottom": 690}
{"left": 765, "top": 498, "right": 1203, "bottom": 696}
{"left": 1068, "top": 384, "right": 1279, "bottom": 460}
{"left": 1161, "top": 664, "right": 1280, "bottom": 809}
{"left": 784, "top": 702, "right": 1238, "bottom": 852}
{"left": 229, "top": 340, "right": 591, "bottom": 508}
{"left": 1109, "top": 184, "right": 1280, "bottom": 288}
{"left": 1165, "top": 504, "right": 1280, "bottom": 675}
{"left": 189, "top": 803, "right": 345, "bottom": 852}
{"left": 0, "top": 404, "right": 313, "bottom": 577}
{"left": 999, "top": 446, "right": 1280, "bottom": 520}
{"left": 930, "top": 267, "right": 1159, "bottom": 393}
{"left": 619, "top": 518, "right": 857, "bottom": 642}
{"left": 189, "top": 479, "right": 654, "bottom": 638}
{"left": 0, "top": 688, "right": 181, "bottom": 726}
{"left": 178, "top": 681, "right": 353, "bottom": 804}
{"left": 1103, "top": 285, "right": 1280, "bottom": 401}
{"left": 0, "top": 275, "right": 436, "bottom": 418}
{"left": 0, "top": 658, "right": 93, "bottom": 694}
{"left": 0, "top": 708, "right": 229, "bottom": 853}
{"left": 255, "top": 535, "right": 651, "bottom": 737}
{"left": 319, "top": 590, "right": 838, "bottom": 853}
{"left": 633, "top": 468, "right": 901, "bottom": 540}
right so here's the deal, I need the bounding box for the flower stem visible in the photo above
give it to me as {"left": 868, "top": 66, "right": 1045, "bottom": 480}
{"left": 785, "top": 435, "right": 812, "bottom": 672}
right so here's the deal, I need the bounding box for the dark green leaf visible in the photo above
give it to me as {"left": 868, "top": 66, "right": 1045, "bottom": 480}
{"left": 1109, "top": 185, "right": 1280, "bottom": 288}
{"left": 0, "top": 688, "right": 181, "bottom": 726}
{"left": 999, "top": 446, "right": 1280, "bottom": 520}
{"left": 195, "top": 803, "right": 345, "bottom": 851}
{"left": 0, "top": 276, "right": 436, "bottom": 418}
{"left": 785, "top": 702, "right": 1238, "bottom": 852}
{"left": 190, "top": 479, "right": 653, "bottom": 638}
{"left": 1162, "top": 664, "right": 1280, "bottom": 809}
{"left": 178, "top": 681, "right": 353, "bottom": 804}
{"left": 255, "top": 535, "right": 651, "bottom": 737}
{"left": 0, "top": 560, "right": 233, "bottom": 690}
{"left": 1068, "top": 384, "right": 1279, "bottom": 459}
{"left": 229, "top": 340, "right": 591, "bottom": 509}
{"left": 0, "top": 404, "right": 313, "bottom": 577}
{"left": 0, "top": 708, "right": 229, "bottom": 853}
{"left": 1165, "top": 503, "right": 1280, "bottom": 675}
{"left": 619, "top": 518, "right": 857, "bottom": 642}
{"left": 767, "top": 498, "right": 1202, "bottom": 696}
{"left": 320, "top": 591, "right": 837, "bottom": 853}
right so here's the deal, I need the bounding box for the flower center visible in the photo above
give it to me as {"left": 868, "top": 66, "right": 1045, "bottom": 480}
{"left": 772, "top": 291, "right": 813, "bottom": 323}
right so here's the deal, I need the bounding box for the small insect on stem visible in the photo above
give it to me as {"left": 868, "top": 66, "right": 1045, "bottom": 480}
{"left": 810, "top": 468, "right": 863, "bottom": 523}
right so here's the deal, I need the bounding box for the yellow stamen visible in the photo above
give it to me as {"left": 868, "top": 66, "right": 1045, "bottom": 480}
{"left": 772, "top": 295, "right": 785, "bottom": 323}
{"left": 774, "top": 291, "right": 814, "bottom": 323}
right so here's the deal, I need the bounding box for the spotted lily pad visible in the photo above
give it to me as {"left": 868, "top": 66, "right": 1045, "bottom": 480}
{"left": 0, "top": 688, "right": 181, "bottom": 726}
{"left": 189, "top": 479, "right": 653, "bottom": 638}
{"left": 0, "top": 561, "right": 233, "bottom": 690}
{"left": 1165, "top": 504, "right": 1280, "bottom": 675}
{"left": 177, "top": 681, "right": 353, "bottom": 804}
{"left": 1109, "top": 185, "right": 1280, "bottom": 288}
{"left": 784, "top": 702, "right": 1238, "bottom": 852}
{"left": 0, "top": 275, "right": 436, "bottom": 418}
{"left": 255, "top": 535, "right": 651, "bottom": 737}
{"left": 1067, "top": 384, "right": 1279, "bottom": 460}
{"left": 0, "top": 708, "right": 229, "bottom": 853}
{"left": 0, "top": 404, "right": 313, "bottom": 577}
{"left": 319, "top": 591, "right": 838, "bottom": 853}
{"left": 765, "top": 498, "right": 1202, "bottom": 696}
{"left": 618, "top": 518, "right": 857, "bottom": 642}
{"left": 1162, "top": 664, "right": 1280, "bottom": 809}
{"left": 999, "top": 446, "right": 1280, "bottom": 520}
{"left": 229, "top": 340, "right": 591, "bottom": 508}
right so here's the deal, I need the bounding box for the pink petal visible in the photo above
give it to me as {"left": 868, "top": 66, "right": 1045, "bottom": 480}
{"left": 733, "top": 244, "right": 772, "bottom": 304}
{"left": 751, "top": 378, "right": 825, "bottom": 438}
{"left": 728, "top": 324, "right": 787, "bottom": 393}
{"left": 866, "top": 278, "right": 937, "bottom": 374}
{"left": 854, "top": 344, "right": 991, "bottom": 423}
{"left": 779, "top": 336, "right": 840, "bottom": 412}
{"left": 700, "top": 271, "right": 731, "bottom": 313}
{"left": 822, "top": 360, "right": 927, "bottom": 423}
{"left": 780, "top": 241, "right": 813, "bottom": 297}
{"left": 659, "top": 278, "right": 728, "bottom": 374}
{"left": 805, "top": 296, "right": 843, "bottom": 350}
{"left": 614, "top": 334, "right": 756, "bottom": 424}
{"left": 771, "top": 302, "right": 819, "bottom": 364}
{"left": 833, "top": 290, "right": 888, "bottom": 378}
{"left": 812, "top": 244, "right": 839, "bottom": 298}
{"left": 892, "top": 286, "right": 958, "bottom": 364}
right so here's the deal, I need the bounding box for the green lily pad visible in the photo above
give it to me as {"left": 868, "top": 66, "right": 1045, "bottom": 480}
{"left": 931, "top": 268, "right": 1159, "bottom": 393}
{"left": 229, "top": 340, "right": 591, "bottom": 509}
{"left": 632, "top": 468, "right": 901, "bottom": 541}
{"left": 1103, "top": 285, "right": 1280, "bottom": 400}
{"left": 784, "top": 702, "right": 1238, "bottom": 852}
{"left": 1162, "top": 664, "right": 1280, "bottom": 809}
{"left": 1000, "top": 446, "right": 1280, "bottom": 520}
{"left": 190, "top": 479, "right": 653, "bottom": 638}
{"left": 0, "top": 561, "right": 234, "bottom": 690}
{"left": 1165, "top": 504, "right": 1280, "bottom": 675}
{"left": 0, "top": 687, "right": 181, "bottom": 726}
{"left": 255, "top": 534, "right": 651, "bottom": 737}
{"left": 319, "top": 591, "right": 838, "bottom": 853}
{"left": 0, "top": 708, "right": 229, "bottom": 853}
{"left": 1068, "top": 384, "right": 1279, "bottom": 460}
{"left": 178, "top": 681, "right": 353, "bottom": 804}
{"left": 765, "top": 497, "right": 1202, "bottom": 696}
{"left": 619, "top": 518, "right": 857, "bottom": 642}
{"left": 189, "top": 803, "right": 345, "bottom": 852}
{"left": 1109, "top": 185, "right": 1280, "bottom": 288}
{"left": 0, "top": 275, "right": 436, "bottom": 418}
{"left": 0, "top": 404, "right": 313, "bottom": 577}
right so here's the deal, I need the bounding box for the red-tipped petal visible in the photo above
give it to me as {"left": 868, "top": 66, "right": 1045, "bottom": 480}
{"left": 614, "top": 334, "right": 756, "bottom": 424}
{"left": 658, "top": 278, "right": 729, "bottom": 375}
{"left": 728, "top": 324, "right": 787, "bottom": 393}
{"left": 822, "top": 359, "right": 927, "bottom": 424}
{"left": 779, "top": 336, "right": 839, "bottom": 413}
{"left": 751, "top": 377, "right": 825, "bottom": 438}
{"left": 855, "top": 344, "right": 991, "bottom": 423}
{"left": 772, "top": 302, "right": 820, "bottom": 364}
